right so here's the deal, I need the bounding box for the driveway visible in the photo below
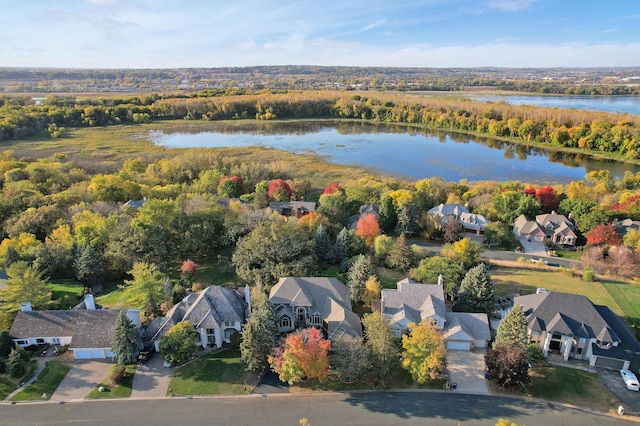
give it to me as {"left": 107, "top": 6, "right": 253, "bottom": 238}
{"left": 50, "top": 360, "right": 113, "bottom": 402}
{"left": 597, "top": 368, "right": 640, "bottom": 413}
{"left": 130, "top": 352, "right": 173, "bottom": 398}
{"left": 519, "top": 237, "right": 547, "bottom": 256}
{"left": 446, "top": 350, "right": 490, "bottom": 395}
{"left": 252, "top": 369, "right": 289, "bottom": 394}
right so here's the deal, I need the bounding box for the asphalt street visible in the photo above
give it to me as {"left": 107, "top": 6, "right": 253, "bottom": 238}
{"left": 0, "top": 392, "right": 632, "bottom": 426}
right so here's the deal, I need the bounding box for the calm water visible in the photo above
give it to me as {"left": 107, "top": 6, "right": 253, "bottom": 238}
{"left": 148, "top": 121, "right": 639, "bottom": 184}
{"left": 416, "top": 93, "right": 640, "bottom": 115}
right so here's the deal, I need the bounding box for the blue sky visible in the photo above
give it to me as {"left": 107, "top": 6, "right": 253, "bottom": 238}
{"left": 2, "top": 0, "right": 640, "bottom": 68}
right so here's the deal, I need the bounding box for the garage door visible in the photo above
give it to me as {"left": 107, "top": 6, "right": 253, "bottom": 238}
{"left": 447, "top": 340, "right": 472, "bottom": 351}
{"left": 89, "top": 349, "right": 106, "bottom": 359}
{"left": 74, "top": 349, "right": 91, "bottom": 359}
{"left": 594, "top": 356, "right": 625, "bottom": 369}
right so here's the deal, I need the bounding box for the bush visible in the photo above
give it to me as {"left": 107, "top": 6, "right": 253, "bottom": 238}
{"left": 0, "top": 359, "right": 6, "bottom": 374}
{"left": 526, "top": 343, "right": 543, "bottom": 363}
{"left": 517, "top": 256, "right": 525, "bottom": 264}
{"left": 110, "top": 365, "right": 127, "bottom": 385}
{"left": 228, "top": 331, "right": 241, "bottom": 350}
{"left": 583, "top": 267, "right": 596, "bottom": 282}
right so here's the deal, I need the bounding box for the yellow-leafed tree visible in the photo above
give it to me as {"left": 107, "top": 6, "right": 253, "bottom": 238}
{"left": 401, "top": 321, "right": 446, "bottom": 384}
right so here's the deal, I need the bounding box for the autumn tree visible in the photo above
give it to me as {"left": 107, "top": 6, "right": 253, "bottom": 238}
{"left": 493, "top": 190, "right": 541, "bottom": 223}
{"left": 268, "top": 179, "right": 293, "bottom": 201}
{"left": 456, "top": 264, "right": 495, "bottom": 314}
{"left": 268, "top": 327, "right": 331, "bottom": 385}
{"left": 355, "top": 213, "right": 380, "bottom": 247}
{"left": 485, "top": 344, "right": 530, "bottom": 390}
{"left": 441, "top": 237, "right": 483, "bottom": 269}
{"left": 441, "top": 215, "right": 461, "bottom": 244}
{"left": 180, "top": 259, "right": 197, "bottom": 282}
{"left": 217, "top": 175, "right": 244, "bottom": 198}
{"left": 241, "top": 296, "right": 279, "bottom": 372}
{"left": 401, "top": 321, "right": 447, "bottom": 384}
{"left": 361, "top": 275, "right": 382, "bottom": 309}
{"left": 330, "top": 335, "right": 367, "bottom": 384}
{"left": 111, "top": 312, "right": 143, "bottom": 365}
{"left": 322, "top": 182, "right": 342, "bottom": 195}
{"left": 494, "top": 304, "right": 528, "bottom": 351}
{"left": 535, "top": 186, "right": 561, "bottom": 213}
{"left": 317, "top": 191, "right": 350, "bottom": 225}
{"left": 0, "top": 261, "right": 52, "bottom": 313}
{"left": 362, "top": 312, "right": 398, "bottom": 384}
{"left": 347, "top": 254, "right": 376, "bottom": 302}
{"left": 159, "top": 321, "right": 198, "bottom": 365}
{"left": 124, "top": 262, "right": 165, "bottom": 308}
{"left": 585, "top": 223, "right": 623, "bottom": 246}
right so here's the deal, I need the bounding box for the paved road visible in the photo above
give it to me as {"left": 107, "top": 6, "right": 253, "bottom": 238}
{"left": 0, "top": 392, "right": 632, "bottom": 425}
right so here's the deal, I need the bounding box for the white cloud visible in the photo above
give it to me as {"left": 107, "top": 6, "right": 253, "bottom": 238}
{"left": 362, "top": 19, "right": 386, "bottom": 32}
{"left": 487, "top": 0, "right": 537, "bottom": 12}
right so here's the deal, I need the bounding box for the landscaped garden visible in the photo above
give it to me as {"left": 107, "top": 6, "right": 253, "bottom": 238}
{"left": 10, "top": 359, "right": 70, "bottom": 402}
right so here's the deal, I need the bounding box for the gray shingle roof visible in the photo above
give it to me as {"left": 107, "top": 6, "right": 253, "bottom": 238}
{"left": 10, "top": 310, "right": 122, "bottom": 348}
{"left": 592, "top": 305, "right": 640, "bottom": 363}
{"left": 381, "top": 280, "right": 446, "bottom": 325}
{"left": 444, "top": 313, "right": 491, "bottom": 342}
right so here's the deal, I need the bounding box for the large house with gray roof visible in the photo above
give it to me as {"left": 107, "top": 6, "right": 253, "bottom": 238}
{"left": 516, "top": 291, "right": 640, "bottom": 369}
{"left": 144, "top": 285, "right": 249, "bottom": 352}
{"left": 380, "top": 277, "right": 490, "bottom": 351}
{"left": 513, "top": 211, "right": 577, "bottom": 246}
{"left": 427, "top": 203, "right": 489, "bottom": 235}
{"left": 9, "top": 295, "right": 141, "bottom": 360}
{"left": 269, "top": 277, "right": 362, "bottom": 343}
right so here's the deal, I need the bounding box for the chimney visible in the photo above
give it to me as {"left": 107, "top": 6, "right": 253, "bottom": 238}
{"left": 437, "top": 274, "right": 443, "bottom": 288}
{"left": 20, "top": 302, "right": 32, "bottom": 312}
{"left": 84, "top": 294, "right": 96, "bottom": 310}
{"left": 126, "top": 310, "right": 142, "bottom": 329}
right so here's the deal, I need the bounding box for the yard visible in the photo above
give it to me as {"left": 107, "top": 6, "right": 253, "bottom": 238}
{"left": 0, "top": 377, "right": 16, "bottom": 400}
{"left": 49, "top": 279, "right": 86, "bottom": 310}
{"left": 10, "top": 359, "right": 71, "bottom": 402}
{"left": 168, "top": 350, "right": 258, "bottom": 396}
{"left": 86, "top": 364, "right": 136, "bottom": 399}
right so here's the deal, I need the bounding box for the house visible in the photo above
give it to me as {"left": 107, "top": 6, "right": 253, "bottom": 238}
{"left": 269, "top": 201, "right": 316, "bottom": 218}
{"left": 347, "top": 204, "right": 380, "bottom": 230}
{"left": 9, "top": 295, "right": 141, "bottom": 360}
{"left": 379, "top": 277, "right": 490, "bottom": 351}
{"left": 515, "top": 291, "right": 640, "bottom": 369}
{"left": 123, "top": 197, "right": 146, "bottom": 209}
{"left": 613, "top": 218, "right": 640, "bottom": 237}
{"left": 427, "top": 203, "right": 489, "bottom": 235}
{"left": 513, "top": 211, "right": 577, "bottom": 246}
{"left": 269, "top": 277, "right": 362, "bottom": 343}
{"left": 144, "top": 285, "right": 249, "bottom": 352}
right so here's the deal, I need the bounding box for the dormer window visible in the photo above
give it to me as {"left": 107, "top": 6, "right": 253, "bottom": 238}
{"left": 596, "top": 339, "right": 611, "bottom": 349}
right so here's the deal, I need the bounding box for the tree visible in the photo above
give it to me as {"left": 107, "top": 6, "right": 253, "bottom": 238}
{"left": 267, "top": 179, "right": 293, "bottom": 201}
{"left": 378, "top": 195, "right": 397, "bottom": 232}
{"left": 401, "top": 321, "right": 447, "bottom": 384}
{"left": 456, "top": 264, "right": 495, "bottom": 314}
{"left": 124, "top": 262, "right": 165, "bottom": 308}
{"left": 387, "top": 233, "right": 413, "bottom": 271}
{"left": 217, "top": 175, "right": 244, "bottom": 198}
{"left": 441, "top": 215, "right": 461, "bottom": 244}
{"left": 355, "top": 213, "right": 380, "bottom": 247}
{"left": 374, "top": 235, "right": 394, "bottom": 263}
{"left": 111, "top": 312, "right": 143, "bottom": 365}
{"left": 330, "top": 335, "right": 367, "bottom": 384}
{"left": 0, "top": 261, "right": 52, "bottom": 313}
{"left": 0, "top": 330, "right": 13, "bottom": 358}
{"left": 362, "top": 312, "right": 398, "bottom": 383}
{"left": 493, "top": 190, "right": 541, "bottom": 223}
{"left": 317, "top": 192, "right": 350, "bottom": 226}
{"left": 483, "top": 222, "right": 519, "bottom": 250}
{"left": 347, "top": 255, "right": 375, "bottom": 302}
{"left": 485, "top": 344, "right": 530, "bottom": 390}
{"left": 334, "top": 227, "right": 351, "bottom": 263}
{"left": 159, "top": 321, "right": 198, "bottom": 365}
{"left": 314, "top": 224, "right": 332, "bottom": 262}
{"left": 585, "top": 224, "right": 623, "bottom": 246}
{"left": 412, "top": 255, "right": 464, "bottom": 297}
{"left": 535, "top": 186, "right": 560, "bottom": 213}
{"left": 7, "top": 347, "right": 26, "bottom": 378}
{"left": 268, "top": 327, "right": 331, "bottom": 385}
{"left": 494, "top": 304, "right": 528, "bottom": 351}
{"left": 240, "top": 296, "right": 279, "bottom": 372}
{"left": 4, "top": 246, "right": 20, "bottom": 268}
{"left": 142, "top": 292, "right": 161, "bottom": 324}
{"left": 361, "top": 276, "right": 382, "bottom": 309}
{"left": 441, "top": 237, "right": 483, "bottom": 269}
{"left": 73, "top": 243, "right": 105, "bottom": 290}
{"left": 395, "top": 203, "right": 419, "bottom": 236}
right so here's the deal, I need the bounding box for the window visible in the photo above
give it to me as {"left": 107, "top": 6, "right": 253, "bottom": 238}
{"left": 16, "top": 340, "right": 27, "bottom": 345}
{"left": 53, "top": 338, "right": 60, "bottom": 345}
{"left": 313, "top": 314, "right": 322, "bottom": 325}
{"left": 36, "top": 338, "right": 45, "bottom": 344}
{"left": 224, "top": 321, "right": 235, "bottom": 327}
{"left": 280, "top": 316, "right": 291, "bottom": 328}
{"left": 576, "top": 348, "right": 583, "bottom": 355}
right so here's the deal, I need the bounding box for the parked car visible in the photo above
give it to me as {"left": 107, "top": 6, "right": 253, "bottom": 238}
{"left": 529, "top": 258, "right": 549, "bottom": 265}
{"left": 620, "top": 369, "right": 639, "bottom": 391}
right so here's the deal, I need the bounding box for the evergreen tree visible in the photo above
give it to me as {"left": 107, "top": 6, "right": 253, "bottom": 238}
{"left": 387, "top": 233, "right": 413, "bottom": 271}
{"left": 334, "top": 227, "right": 350, "bottom": 263}
{"left": 314, "top": 224, "right": 332, "bottom": 262}
{"left": 495, "top": 304, "right": 529, "bottom": 351}
{"left": 240, "top": 296, "right": 279, "bottom": 372}
{"left": 395, "top": 203, "right": 419, "bottom": 236}
{"left": 73, "top": 243, "right": 104, "bottom": 290}
{"left": 347, "top": 255, "right": 375, "bottom": 302}
{"left": 378, "top": 195, "right": 398, "bottom": 232}
{"left": 111, "top": 312, "right": 143, "bottom": 364}
{"left": 4, "top": 246, "right": 20, "bottom": 269}
{"left": 7, "top": 347, "right": 25, "bottom": 378}
{"left": 143, "top": 292, "right": 161, "bottom": 323}
{"left": 0, "top": 330, "right": 13, "bottom": 357}
{"left": 456, "top": 264, "right": 496, "bottom": 313}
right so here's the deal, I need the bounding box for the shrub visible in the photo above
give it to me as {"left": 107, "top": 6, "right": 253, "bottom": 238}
{"left": 229, "top": 331, "right": 241, "bottom": 350}
{"left": 0, "top": 359, "right": 6, "bottom": 374}
{"left": 526, "top": 343, "right": 543, "bottom": 363}
{"left": 517, "top": 256, "right": 525, "bottom": 264}
{"left": 110, "top": 365, "right": 127, "bottom": 385}
{"left": 583, "top": 267, "right": 596, "bottom": 282}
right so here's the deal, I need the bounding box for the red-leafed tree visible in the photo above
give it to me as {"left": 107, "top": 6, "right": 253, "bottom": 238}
{"left": 586, "top": 224, "right": 623, "bottom": 246}
{"left": 611, "top": 194, "right": 640, "bottom": 216}
{"left": 268, "top": 179, "right": 293, "bottom": 201}
{"left": 535, "top": 186, "right": 560, "bottom": 214}
{"left": 355, "top": 213, "right": 381, "bottom": 247}
{"left": 268, "top": 327, "right": 331, "bottom": 385}
{"left": 523, "top": 187, "right": 536, "bottom": 197}
{"left": 180, "top": 259, "right": 197, "bottom": 280}
{"left": 322, "top": 182, "right": 343, "bottom": 195}
{"left": 217, "top": 175, "right": 244, "bottom": 198}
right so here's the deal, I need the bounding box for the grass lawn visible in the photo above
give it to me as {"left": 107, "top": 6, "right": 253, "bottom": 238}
{"left": 523, "top": 364, "right": 618, "bottom": 413}
{"left": 168, "top": 350, "right": 257, "bottom": 396}
{"left": 49, "top": 279, "right": 85, "bottom": 309}
{"left": 86, "top": 364, "right": 136, "bottom": 399}
{"left": 554, "top": 250, "right": 581, "bottom": 260}
{"left": 490, "top": 267, "right": 623, "bottom": 316}
{"left": 96, "top": 287, "right": 129, "bottom": 309}
{"left": 376, "top": 267, "right": 407, "bottom": 289}
{"left": 188, "top": 262, "right": 242, "bottom": 287}
{"left": 0, "top": 377, "right": 17, "bottom": 400}
{"left": 11, "top": 360, "right": 71, "bottom": 401}
{"left": 600, "top": 278, "right": 640, "bottom": 324}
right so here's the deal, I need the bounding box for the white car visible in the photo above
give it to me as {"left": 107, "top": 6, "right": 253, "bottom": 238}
{"left": 620, "top": 369, "right": 639, "bottom": 391}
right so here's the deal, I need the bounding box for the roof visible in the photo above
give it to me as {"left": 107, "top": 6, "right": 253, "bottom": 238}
{"left": 381, "top": 278, "right": 447, "bottom": 326}
{"left": 515, "top": 292, "right": 619, "bottom": 343}
{"left": 427, "top": 203, "right": 469, "bottom": 218}
{"left": 444, "top": 312, "right": 491, "bottom": 342}
{"left": 536, "top": 211, "right": 574, "bottom": 231}
{"left": 147, "top": 286, "right": 247, "bottom": 342}
{"left": 123, "top": 198, "right": 146, "bottom": 209}
{"left": 591, "top": 305, "right": 640, "bottom": 363}
{"left": 10, "top": 310, "right": 122, "bottom": 348}
{"left": 613, "top": 218, "right": 640, "bottom": 237}
{"left": 348, "top": 204, "right": 380, "bottom": 229}
{"left": 269, "top": 201, "right": 316, "bottom": 213}
{"left": 269, "top": 277, "right": 362, "bottom": 339}
{"left": 514, "top": 214, "right": 546, "bottom": 237}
